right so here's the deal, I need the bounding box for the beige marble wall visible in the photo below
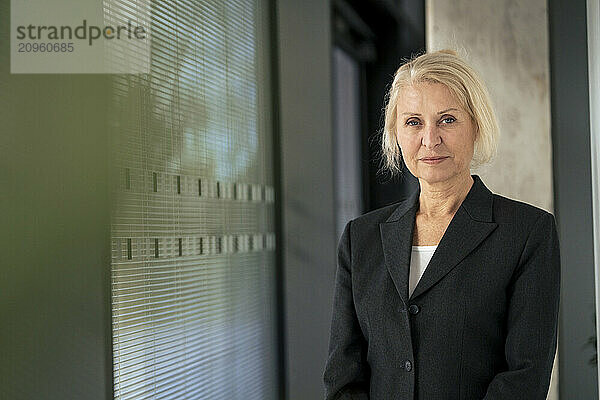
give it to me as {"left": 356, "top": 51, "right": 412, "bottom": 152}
{"left": 426, "top": 0, "right": 558, "bottom": 398}
{"left": 426, "top": 0, "right": 554, "bottom": 213}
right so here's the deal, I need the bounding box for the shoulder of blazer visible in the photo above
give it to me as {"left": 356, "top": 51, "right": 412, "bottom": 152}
{"left": 348, "top": 186, "right": 420, "bottom": 241}
{"left": 351, "top": 199, "right": 408, "bottom": 228}
{"left": 490, "top": 192, "right": 554, "bottom": 225}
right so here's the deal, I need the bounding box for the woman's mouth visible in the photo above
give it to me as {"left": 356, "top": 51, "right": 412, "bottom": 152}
{"left": 420, "top": 156, "right": 449, "bottom": 164}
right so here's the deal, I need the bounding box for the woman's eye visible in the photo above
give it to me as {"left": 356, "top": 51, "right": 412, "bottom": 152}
{"left": 406, "top": 119, "right": 420, "bottom": 126}
{"left": 441, "top": 116, "right": 456, "bottom": 124}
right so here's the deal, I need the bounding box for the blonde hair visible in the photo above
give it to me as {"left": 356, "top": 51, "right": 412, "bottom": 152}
{"left": 381, "top": 49, "right": 499, "bottom": 176}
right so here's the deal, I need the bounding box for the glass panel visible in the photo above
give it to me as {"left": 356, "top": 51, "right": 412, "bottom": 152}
{"left": 108, "top": 1, "right": 277, "bottom": 399}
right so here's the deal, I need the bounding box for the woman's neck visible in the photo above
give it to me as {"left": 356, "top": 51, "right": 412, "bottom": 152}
{"left": 417, "top": 173, "right": 474, "bottom": 219}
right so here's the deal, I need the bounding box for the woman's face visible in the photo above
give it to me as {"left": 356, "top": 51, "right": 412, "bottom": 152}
{"left": 395, "top": 82, "right": 476, "bottom": 185}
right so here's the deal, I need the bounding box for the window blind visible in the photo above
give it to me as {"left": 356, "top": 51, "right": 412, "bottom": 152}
{"left": 107, "top": 1, "right": 277, "bottom": 399}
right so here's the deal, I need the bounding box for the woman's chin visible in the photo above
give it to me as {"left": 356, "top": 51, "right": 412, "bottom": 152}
{"left": 415, "top": 169, "right": 465, "bottom": 186}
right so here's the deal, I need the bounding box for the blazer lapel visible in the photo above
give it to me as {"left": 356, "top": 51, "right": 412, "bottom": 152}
{"left": 379, "top": 188, "right": 419, "bottom": 306}
{"left": 380, "top": 175, "right": 499, "bottom": 305}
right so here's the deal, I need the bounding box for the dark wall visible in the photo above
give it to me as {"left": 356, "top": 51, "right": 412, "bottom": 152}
{"left": 355, "top": 0, "right": 425, "bottom": 210}
{"left": 330, "top": 0, "right": 425, "bottom": 211}
{"left": 548, "top": 0, "right": 598, "bottom": 397}
{"left": 0, "top": 3, "right": 113, "bottom": 399}
{"left": 275, "top": 0, "right": 337, "bottom": 398}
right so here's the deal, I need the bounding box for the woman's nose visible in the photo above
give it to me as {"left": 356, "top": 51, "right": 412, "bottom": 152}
{"left": 421, "top": 125, "right": 442, "bottom": 148}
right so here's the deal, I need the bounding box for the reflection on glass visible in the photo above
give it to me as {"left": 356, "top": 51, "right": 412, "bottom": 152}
{"left": 109, "top": 1, "right": 277, "bottom": 399}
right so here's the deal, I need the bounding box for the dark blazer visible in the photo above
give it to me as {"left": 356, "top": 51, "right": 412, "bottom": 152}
{"left": 323, "top": 175, "right": 560, "bottom": 400}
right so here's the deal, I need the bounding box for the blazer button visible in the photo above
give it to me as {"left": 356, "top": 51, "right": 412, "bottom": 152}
{"left": 405, "top": 360, "right": 412, "bottom": 371}
{"left": 408, "top": 304, "right": 420, "bottom": 315}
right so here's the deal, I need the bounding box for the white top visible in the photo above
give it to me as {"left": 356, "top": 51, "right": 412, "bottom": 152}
{"left": 409, "top": 245, "right": 438, "bottom": 298}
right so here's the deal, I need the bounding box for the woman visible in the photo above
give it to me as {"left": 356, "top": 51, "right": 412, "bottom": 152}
{"left": 323, "top": 50, "right": 560, "bottom": 400}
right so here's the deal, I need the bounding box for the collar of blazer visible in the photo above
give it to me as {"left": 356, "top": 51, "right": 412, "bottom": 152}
{"left": 379, "top": 174, "right": 499, "bottom": 305}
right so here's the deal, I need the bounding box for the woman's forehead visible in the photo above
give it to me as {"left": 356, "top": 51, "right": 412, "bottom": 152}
{"left": 397, "top": 83, "right": 463, "bottom": 113}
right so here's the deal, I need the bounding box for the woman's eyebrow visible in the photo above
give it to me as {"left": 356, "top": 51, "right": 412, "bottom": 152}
{"left": 400, "top": 108, "right": 459, "bottom": 116}
{"left": 438, "top": 108, "right": 459, "bottom": 114}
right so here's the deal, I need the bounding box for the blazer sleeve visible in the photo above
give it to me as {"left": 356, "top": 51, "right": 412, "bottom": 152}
{"left": 323, "top": 220, "right": 370, "bottom": 400}
{"left": 483, "top": 212, "right": 561, "bottom": 400}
